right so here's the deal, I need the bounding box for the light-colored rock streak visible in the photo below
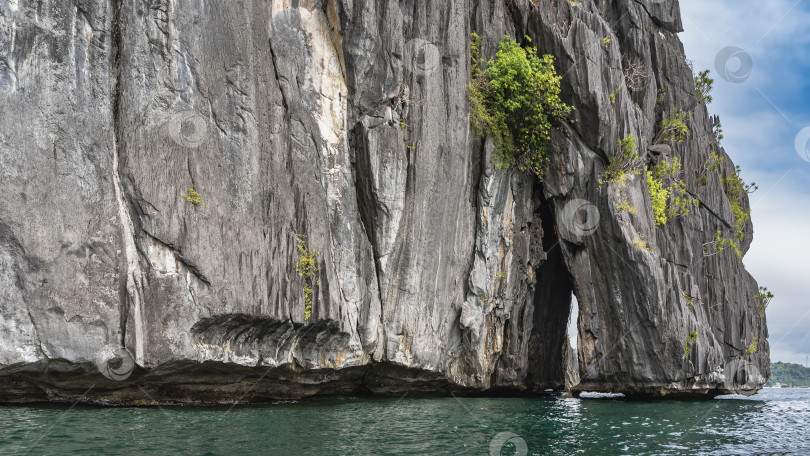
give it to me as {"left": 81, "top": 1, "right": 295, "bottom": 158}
{"left": 110, "top": 134, "right": 145, "bottom": 366}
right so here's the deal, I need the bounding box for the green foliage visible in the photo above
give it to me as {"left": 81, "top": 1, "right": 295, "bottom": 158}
{"left": 633, "top": 236, "right": 653, "bottom": 253}
{"left": 702, "top": 230, "right": 742, "bottom": 258}
{"left": 600, "top": 134, "right": 640, "bottom": 187}
{"left": 684, "top": 330, "right": 698, "bottom": 358}
{"left": 609, "top": 87, "right": 620, "bottom": 104}
{"left": 616, "top": 200, "right": 638, "bottom": 214}
{"left": 654, "top": 108, "right": 691, "bottom": 144}
{"left": 694, "top": 69, "right": 714, "bottom": 104}
{"left": 295, "top": 235, "right": 320, "bottom": 322}
{"left": 656, "top": 87, "right": 667, "bottom": 104}
{"left": 646, "top": 158, "right": 698, "bottom": 226}
{"left": 712, "top": 115, "right": 724, "bottom": 144}
{"left": 770, "top": 362, "right": 810, "bottom": 387}
{"left": 182, "top": 186, "right": 206, "bottom": 207}
{"left": 724, "top": 165, "right": 759, "bottom": 200}
{"left": 469, "top": 33, "right": 574, "bottom": 179}
{"left": 747, "top": 336, "right": 759, "bottom": 355}
{"left": 647, "top": 170, "right": 670, "bottom": 226}
{"left": 723, "top": 165, "right": 757, "bottom": 242}
{"left": 497, "top": 271, "right": 508, "bottom": 279}
{"left": 683, "top": 291, "right": 697, "bottom": 307}
{"left": 756, "top": 286, "right": 774, "bottom": 318}
{"left": 700, "top": 151, "right": 724, "bottom": 186}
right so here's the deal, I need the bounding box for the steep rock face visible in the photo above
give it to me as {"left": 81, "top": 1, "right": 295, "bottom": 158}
{"left": 0, "top": 0, "right": 768, "bottom": 403}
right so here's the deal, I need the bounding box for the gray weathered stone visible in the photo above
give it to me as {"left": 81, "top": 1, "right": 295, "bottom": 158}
{"left": 0, "top": 0, "right": 767, "bottom": 403}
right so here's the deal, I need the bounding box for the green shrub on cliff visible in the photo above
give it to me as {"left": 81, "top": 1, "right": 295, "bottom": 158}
{"left": 646, "top": 158, "right": 698, "bottom": 226}
{"left": 469, "top": 33, "right": 573, "bottom": 179}
{"left": 600, "top": 133, "right": 640, "bottom": 187}
{"left": 654, "top": 108, "right": 690, "bottom": 144}
{"left": 723, "top": 165, "right": 757, "bottom": 242}
{"left": 684, "top": 330, "right": 698, "bottom": 358}
{"left": 694, "top": 69, "right": 714, "bottom": 104}
{"left": 295, "top": 235, "right": 320, "bottom": 322}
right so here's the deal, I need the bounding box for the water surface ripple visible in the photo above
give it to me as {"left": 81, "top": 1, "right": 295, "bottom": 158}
{"left": 1, "top": 388, "right": 807, "bottom": 455}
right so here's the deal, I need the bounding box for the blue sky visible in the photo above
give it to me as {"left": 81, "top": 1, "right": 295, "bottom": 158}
{"left": 680, "top": 0, "right": 810, "bottom": 364}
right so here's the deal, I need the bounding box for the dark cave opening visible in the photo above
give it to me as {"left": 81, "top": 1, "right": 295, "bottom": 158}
{"left": 524, "top": 192, "right": 577, "bottom": 390}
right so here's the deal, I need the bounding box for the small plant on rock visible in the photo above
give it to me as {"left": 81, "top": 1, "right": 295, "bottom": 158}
{"left": 600, "top": 133, "right": 641, "bottom": 187}
{"left": 616, "top": 200, "right": 638, "bottom": 214}
{"left": 295, "top": 235, "right": 321, "bottom": 322}
{"left": 747, "top": 336, "right": 759, "bottom": 355}
{"left": 711, "top": 115, "right": 724, "bottom": 144}
{"left": 182, "top": 186, "right": 206, "bottom": 207}
{"left": 654, "top": 108, "right": 691, "bottom": 145}
{"left": 632, "top": 231, "right": 653, "bottom": 253}
{"left": 683, "top": 291, "right": 698, "bottom": 307}
{"left": 702, "top": 230, "right": 742, "bottom": 258}
{"left": 609, "top": 87, "right": 620, "bottom": 104}
{"left": 647, "top": 157, "right": 699, "bottom": 226}
{"left": 684, "top": 330, "right": 698, "bottom": 358}
{"left": 756, "top": 287, "right": 774, "bottom": 318}
{"left": 723, "top": 165, "right": 757, "bottom": 243}
{"left": 699, "top": 151, "right": 724, "bottom": 186}
{"left": 694, "top": 69, "right": 714, "bottom": 104}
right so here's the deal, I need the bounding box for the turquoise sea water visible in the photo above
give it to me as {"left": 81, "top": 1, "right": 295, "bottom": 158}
{"left": 1, "top": 388, "right": 808, "bottom": 455}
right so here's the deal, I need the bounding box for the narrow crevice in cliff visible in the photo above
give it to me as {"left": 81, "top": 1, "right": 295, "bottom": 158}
{"left": 524, "top": 190, "right": 574, "bottom": 390}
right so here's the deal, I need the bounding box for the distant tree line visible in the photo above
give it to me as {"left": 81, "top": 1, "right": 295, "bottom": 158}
{"left": 769, "top": 362, "right": 810, "bottom": 387}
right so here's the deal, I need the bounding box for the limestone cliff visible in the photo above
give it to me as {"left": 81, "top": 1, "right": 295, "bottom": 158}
{"left": 0, "top": 0, "right": 768, "bottom": 403}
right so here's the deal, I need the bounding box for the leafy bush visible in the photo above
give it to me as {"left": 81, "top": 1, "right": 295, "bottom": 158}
{"left": 600, "top": 134, "right": 640, "bottom": 187}
{"left": 702, "top": 230, "right": 742, "bottom": 258}
{"left": 684, "top": 330, "right": 698, "bottom": 358}
{"left": 699, "top": 151, "right": 724, "bottom": 186}
{"left": 756, "top": 287, "right": 774, "bottom": 317}
{"left": 295, "top": 235, "right": 320, "bottom": 322}
{"left": 646, "top": 158, "right": 698, "bottom": 226}
{"left": 654, "top": 108, "right": 691, "bottom": 144}
{"left": 469, "top": 33, "right": 574, "bottom": 179}
{"left": 617, "top": 200, "right": 638, "bottom": 214}
{"left": 711, "top": 115, "right": 724, "bottom": 144}
{"left": 723, "top": 165, "right": 757, "bottom": 242}
{"left": 747, "top": 336, "right": 759, "bottom": 355}
{"left": 694, "top": 69, "right": 714, "bottom": 104}
{"left": 647, "top": 170, "right": 670, "bottom": 226}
